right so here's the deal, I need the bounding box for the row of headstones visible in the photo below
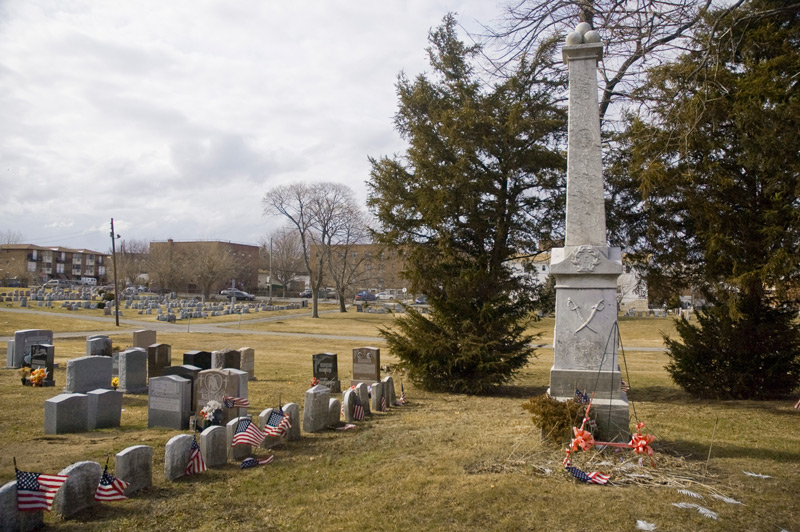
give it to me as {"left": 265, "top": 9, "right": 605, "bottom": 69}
{"left": 0, "top": 445, "right": 153, "bottom": 530}
{"left": 303, "top": 376, "right": 398, "bottom": 432}
{"left": 624, "top": 308, "right": 670, "bottom": 318}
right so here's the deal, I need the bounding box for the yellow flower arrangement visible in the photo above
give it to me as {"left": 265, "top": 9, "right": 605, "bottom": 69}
{"left": 111, "top": 377, "right": 119, "bottom": 390}
{"left": 29, "top": 368, "right": 47, "bottom": 387}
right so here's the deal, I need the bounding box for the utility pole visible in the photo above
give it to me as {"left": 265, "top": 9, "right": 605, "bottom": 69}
{"left": 110, "top": 218, "right": 120, "bottom": 326}
{"left": 269, "top": 237, "right": 273, "bottom": 305}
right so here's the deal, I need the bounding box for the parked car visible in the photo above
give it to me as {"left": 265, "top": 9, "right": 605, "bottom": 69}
{"left": 299, "top": 288, "right": 312, "bottom": 298}
{"left": 355, "top": 291, "right": 377, "bottom": 301}
{"left": 375, "top": 292, "right": 392, "bottom": 300}
{"left": 415, "top": 294, "right": 428, "bottom": 305}
{"left": 220, "top": 289, "right": 256, "bottom": 301}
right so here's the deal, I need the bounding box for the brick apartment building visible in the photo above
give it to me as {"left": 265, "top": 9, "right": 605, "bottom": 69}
{"left": 0, "top": 244, "right": 109, "bottom": 286}
{"left": 149, "top": 239, "right": 259, "bottom": 294}
{"left": 309, "top": 243, "right": 411, "bottom": 296}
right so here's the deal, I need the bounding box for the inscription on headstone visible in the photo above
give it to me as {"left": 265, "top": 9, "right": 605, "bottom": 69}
{"left": 351, "top": 347, "right": 380, "bottom": 386}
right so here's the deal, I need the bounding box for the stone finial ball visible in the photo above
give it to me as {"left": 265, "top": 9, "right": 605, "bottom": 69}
{"left": 565, "top": 31, "right": 584, "bottom": 45}
{"left": 583, "top": 30, "right": 601, "bottom": 43}
{"left": 575, "top": 22, "right": 592, "bottom": 35}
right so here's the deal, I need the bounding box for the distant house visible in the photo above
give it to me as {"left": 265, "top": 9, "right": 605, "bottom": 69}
{"left": 0, "top": 244, "right": 109, "bottom": 286}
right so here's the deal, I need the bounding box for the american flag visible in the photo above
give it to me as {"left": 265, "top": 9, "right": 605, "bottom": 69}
{"left": 380, "top": 394, "right": 387, "bottom": 412}
{"left": 185, "top": 435, "right": 207, "bottom": 475}
{"left": 264, "top": 408, "right": 292, "bottom": 438}
{"left": 400, "top": 382, "right": 407, "bottom": 405}
{"left": 232, "top": 418, "right": 266, "bottom": 446}
{"left": 794, "top": 397, "right": 800, "bottom": 409}
{"left": 352, "top": 393, "right": 365, "bottom": 421}
{"left": 94, "top": 466, "right": 129, "bottom": 502}
{"left": 565, "top": 466, "right": 610, "bottom": 485}
{"left": 223, "top": 395, "right": 250, "bottom": 408}
{"left": 240, "top": 455, "right": 274, "bottom": 469}
{"left": 15, "top": 469, "right": 69, "bottom": 511}
{"left": 575, "top": 389, "right": 589, "bottom": 404}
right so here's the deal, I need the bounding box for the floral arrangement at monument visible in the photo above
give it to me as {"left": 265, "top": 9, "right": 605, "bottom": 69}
{"left": 200, "top": 400, "right": 224, "bottom": 427}
{"left": 18, "top": 367, "right": 31, "bottom": 385}
{"left": 28, "top": 368, "right": 48, "bottom": 387}
{"left": 111, "top": 377, "right": 119, "bottom": 390}
{"left": 310, "top": 377, "right": 319, "bottom": 387}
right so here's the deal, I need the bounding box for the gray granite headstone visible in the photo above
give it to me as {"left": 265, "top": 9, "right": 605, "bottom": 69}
{"left": 87, "top": 388, "right": 123, "bottom": 430}
{"left": 371, "top": 381, "right": 385, "bottom": 412}
{"left": 351, "top": 347, "right": 380, "bottom": 386}
{"left": 30, "top": 344, "right": 55, "bottom": 387}
{"left": 86, "top": 335, "right": 112, "bottom": 357}
{"left": 52, "top": 460, "right": 102, "bottom": 518}
{"left": 64, "top": 356, "right": 112, "bottom": 394}
{"left": 45, "top": 393, "right": 89, "bottom": 434}
{"left": 132, "top": 329, "right": 156, "bottom": 349}
{"left": 116, "top": 445, "right": 153, "bottom": 496}
{"left": 382, "top": 376, "right": 396, "bottom": 407}
{"left": 148, "top": 375, "right": 192, "bottom": 429}
{"left": 183, "top": 350, "right": 211, "bottom": 370}
{"left": 238, "top": 347, "right": 255, "bottom": 380}
{"left": 328, "top": 397, "right": 341, "bottom": 427}
{"left": 8, "top": 329, "right": 53, "bottom": 368}
{"left": 342, "top": 388, "right": 357, "bottom": 423}
{"left": 302, "top": 385, "right": 331, "bottom": 433}
{"left": 226, "top": 417, "right": 253, "bottom": 460}
{"left": 147, "top": 343, "right": 172, "bottom": 378}
{"left": 0, "top": 480, "right": 43, "bottom": 532}
{"left": 162, "top": 364, "right": 201, "bottom": 412}
{"left": 199, "top": 425, "right": 228, "bottom": 468}
{"left": 164, "top": 434, "right": 193, "bottom": 481}
{"left": 194, "top": 369, "right": 247, "bottom": 425}
{"left": 355, "top": 382, "right": 371, "bottom": 415}
{"left": 283, "top": 402, "right": 301, "bottom": 441}
{"left": 118, "top": 348, "right": 148, "bottom": 394}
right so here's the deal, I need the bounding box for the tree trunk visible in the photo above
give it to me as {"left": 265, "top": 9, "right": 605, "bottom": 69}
{"left": 311, "top": 293, "right": 319, "bottom": 318}
{"left": 338, "top": 294, "right": 347, "bottom": 313}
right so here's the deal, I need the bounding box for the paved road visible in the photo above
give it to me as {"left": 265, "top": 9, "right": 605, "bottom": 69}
{"left": 0, "top": 307, "right": 668, "bottom": 350}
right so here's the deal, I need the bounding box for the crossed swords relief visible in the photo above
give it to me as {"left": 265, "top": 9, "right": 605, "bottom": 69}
{"left": 567, "top": 298, "right": 605, "bottom": 333}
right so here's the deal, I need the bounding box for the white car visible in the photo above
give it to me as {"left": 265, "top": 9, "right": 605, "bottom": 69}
{"left": 375, "top": 292, "right": 393, "bottom": 300}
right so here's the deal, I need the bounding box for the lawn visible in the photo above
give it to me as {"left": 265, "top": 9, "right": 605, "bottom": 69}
{"left": 0, "top": 307, "right": 797, "bottom": 531}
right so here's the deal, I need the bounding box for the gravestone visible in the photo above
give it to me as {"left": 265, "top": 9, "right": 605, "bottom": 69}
{"left": 183, "top": 350, "right": 211, "bottom": 370}
{"left": 199, "top": 425, "right": 228, "bottom": 468}
{"left": 147, "top": 343, "right": 172, "bottom": 378}
{"left": 87, "top": 389, "right": 123, "bottom": 430}
{"left": 342, "top": 388, "right": 357, "bottom": 423}
{"left": 382, "top": 376, "right": 396, "bottom": 407}
{"left": 116, "top": 445, "right": 153, "bottom": 496}
{"left": 0, "top": 480, "right": 43, "bottom": 532}
{"left": 328, "top": 398, "right": 341, "bottom": 427}
{"left": 64, "top": 356, "right": 112, "bottom": 394}
{"left": 238, "top": 347, "right": 255, "bottom": 380}
{"left": 302, "top": 385, "right": 331, "bottom": 433}
{"left": 226, "top": 417, "right": 253, "bottom": 460}
{"left": 30, "top": 344, "right": 55, "bottom": 387}
{"left": 283, "top": 402, "right": 301, "bottom": 441}
{"left": 194, "top": 369, "right": 247, "bottom": 425}
{"left": 118, "top": 348, "right": 148, "bottom": 394}
{"left": 211, "top": 348, "right": 240, "bottom": 370}
{"left": 351, "top": 347, "right": 380, "bottom": 387}
{"left": 148, "top": 375, "right": 192, "bottom": 430}
{"left": 111, "top": 351, "right": 120, "bottom": 377}
{"left": 86, "top": 335, "right": 112, "bottom": 357}
{"left": 164, "top": 434, "right": 193, "bottom": 481}
{"left": 52, "top": 461, "right": 101, "bottom": 518}
{"left": 132, "top": 329, "right": 156, "bottom": 349}
{"left": 7, "top": 329, "right": 53, "bottom": 368}
{"left": 370, "top": 381, "right": 385, "bottom": 412}
{"left": 258, "top": 408, "right": 282, "bottom": 448}
{"left": 549, "top": 23, "right": 629, "bottom": 442}
{"left": 313, "top": 353, "right": 341, "bottom": 393}
{"left": 355, "top": 382, "right": 371, "bottom": 415}
{"left": 162, "top": 364, "right": 202, "bottom": 412}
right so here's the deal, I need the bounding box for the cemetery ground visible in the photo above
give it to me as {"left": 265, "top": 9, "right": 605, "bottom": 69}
{"left": 0, "top": 307, "right": 798, "bottom": 531}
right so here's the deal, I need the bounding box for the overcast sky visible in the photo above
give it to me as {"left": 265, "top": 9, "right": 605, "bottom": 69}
{"left": 0, "top": 0, "right": 506, "bottom": 253}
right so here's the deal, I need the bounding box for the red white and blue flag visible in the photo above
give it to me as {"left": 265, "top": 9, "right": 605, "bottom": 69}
{"left": 240, "top": 455, "right": 274, "bottom": 469}
{"left": 353, "top": 393, "right": 365, "bottom": 421}
{"left": 794, "top": 397, "right": 800, "bottom": 410}
{"left": 223, "top": 395, "right": 250, "bottom": 408}
{"left": 264, "top": 408, "right": 291, "bottom": 438}
{"left": 232, "top": 418, "right": 266, "bottom": 447}
{"left": 95, "top": 466, "right": 129, "bottom": 502}
{"left": 399, "top": 382, "right": 407, "bottom": 405}
{"left": 575, "top": 389, "right": 590, "bottom": 404}
{"left": 185, "top": 435, "right": 207, "bottom": 475}
{"left": 380, "top": 394, "right": 387, "bottom": 412}
{"left": 565, "top": 466, "right": 610, "bottom": 485}
{"left": 15, "top": 469, "right": 68, "bottom": 511}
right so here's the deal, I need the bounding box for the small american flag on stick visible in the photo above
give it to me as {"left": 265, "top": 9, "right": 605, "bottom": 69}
{"left": 399, "top": 382, "right": 407, "bottom": 405}
{"left": 95, "top": 465, "right": 129, "bottom": 502}
{"left": 565, "top": 466, "right": 610, "bottom": 485}
{"left": 232, "top": 418, "right": 266, "bottom": 446}
{"left": 264, "top": 408, "right": 292, "bottom": 438}
{"left": 353, "top": 393, "right": 365, "bottom": 421}
{"left": 15, "top": 466, "right": 68, "bottom": 511}
{"left": 241, "top": 455, "right": 274, "bottom": 469}
{"left": 380, "top": 394, "right": 387, "bottom": 412}
{"left": 185, "top": 435, "right": 207, "bottom": 475}
{"left": 223, "top": 395, "right": 250, "bottom": 408}
{"left": 794, "top": 397, "right": 800, "bottom": 409}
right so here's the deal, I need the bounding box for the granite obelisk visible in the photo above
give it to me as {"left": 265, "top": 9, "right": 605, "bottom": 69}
{"left": 548, "top": 23, "right": 629, "bottom": 442}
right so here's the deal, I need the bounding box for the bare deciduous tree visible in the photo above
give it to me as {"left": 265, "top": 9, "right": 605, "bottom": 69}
{"left": 0, "top": 230, "right": 24, "bottom": 245}
{"left": 147, "top": 243, "right": 185, "bottom": 294}
{"left": 108, "top": 239, "right": 149, "bottom": 288}
{"left": 260, "top": 226, "right": 305, "bottom": 298}
{"left": 185, "top": 243, "right": 235, "bottom": 299}
{"left": 326, "top": 205, "right": 372, "bottom": 312}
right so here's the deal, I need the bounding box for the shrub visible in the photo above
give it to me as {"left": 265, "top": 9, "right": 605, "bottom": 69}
{"left": 521, "top": 394, "right": 586, "bottom": 443}
{"left": 665, "top": 301, "right": 800, "bottom": 399}
{"left": 103, "top": 292, "right": 115, "bottom": 301}
{"left": 96, "top": 301, "right": 105, "bottom": 309}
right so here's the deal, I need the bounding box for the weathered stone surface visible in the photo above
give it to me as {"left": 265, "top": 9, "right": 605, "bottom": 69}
{"left": 382, "top": 376, "right": 396, "bottom": 406}
{"left": 161, "top": 364, "right": 201, "bottom": 411}
{"left": 87, "top": 388, "right": 123, "bottom": 430}
{"left": 45, "top": 393, "right": 89, "bottom": 434}
{"left": 199, "top": 425, "right": 228, "bottom": 468}
{"left": 118, "top": 348, "right": 148, "bottom": 394}
{"left": 64, "top": 356, "right": 112, "bottom": 394}
{"left": 302, "top": 385, "right": 331, "bottom": 433}
{"left": 53, "top": 461, "right": 102, "bottom": 518}
{"left": 342, "top": 388, "right": 356, "bottom": 423}
{"left": 283, "top": 402, "right": 301, "bottom": 441}
{"left": 164, "top": 434, "right": 193, "bottom": 481}
{"left": 132, "top": 329, "right": 156, "bottom": 350}
{"left": 328, "top": 398, "right": 341, "bottom": 427}
{"left": 194, "top": 369, "right": 247, "bottom": 425}
{"left": 0, "top": 481, "right": 43, "bottom": 532}
{"left": 148, "top": 375, "right": 191, "bottom": 430}
{"left": 8, "top": 329, "right": 53, "bottom": 368}
{"left": 226, "top": 417, "right": 252, "bottom": 460}
{"left": 370, "top": 381, "right": 385, "bottom": 412}
{"left": 355, "top": 382, "right": 371, "bottom": 415}
{"left": 86, "top": 335, "right": 112, "bottom": 357}
{"left": 238, "top": 347, "right": 255, "bottom": 380}
{"left": 115, "top": 445, "right": 153, "bottom": 496}
{"left": 183, "top": 350, "right": 211, "bottom": 370}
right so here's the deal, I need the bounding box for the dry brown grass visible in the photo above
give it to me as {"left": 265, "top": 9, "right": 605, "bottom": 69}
{"left": 0, "top": 308, "right": 798, "bottom": 531}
